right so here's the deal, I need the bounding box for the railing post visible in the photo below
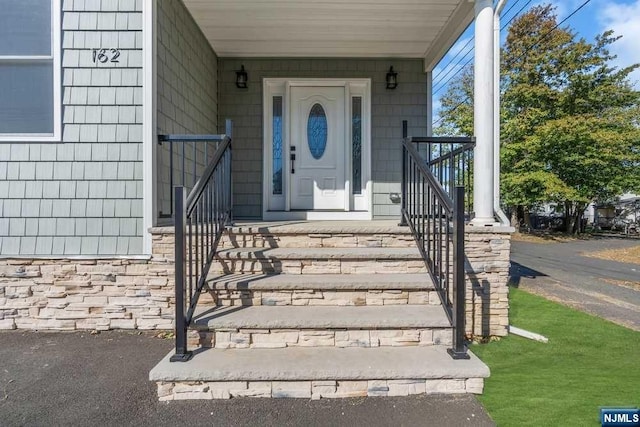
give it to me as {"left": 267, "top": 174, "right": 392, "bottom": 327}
{"left": 225, "top": 119, "right": 233, "bottom": 225}
{"left": 169, "top": 140, "right": 174, "bottom": 216}
{"left": 448, "top": 186, "right": 470, "bottom": 359}
{"left": 170, "top": 186, "right": 193, "bottom": 362}
{"left": 448, "top": 149, "right": 455, "bottom": 196}
{"left": 399, "top": 120, "right": 408, "bottom": 226}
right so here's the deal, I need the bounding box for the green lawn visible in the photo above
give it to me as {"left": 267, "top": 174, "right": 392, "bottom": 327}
{"left": 472, "top": 287, "right": 640, "bottom": 426}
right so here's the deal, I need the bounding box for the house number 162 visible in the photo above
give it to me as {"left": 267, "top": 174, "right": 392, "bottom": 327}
{"left": 92, "top": 48, "right": 120, "bottom": 64}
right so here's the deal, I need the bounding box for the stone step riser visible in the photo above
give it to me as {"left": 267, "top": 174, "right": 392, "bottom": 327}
{"left": 221, "top": 233, "right": 416, "bottom": 249}
{"left": 200, "top": 289, "right": 440, "bottom": 307}
{"left": 162, "top": 235, "right": 444, "bottom": 254}
{"left": 187, "top": 328, "right": 452, "bottom": 349}
{"left": 210, "top": 259, "right": 427, "bottom": 275}
{"left": 157, "top": 378, "right": 484, "bottom": 400}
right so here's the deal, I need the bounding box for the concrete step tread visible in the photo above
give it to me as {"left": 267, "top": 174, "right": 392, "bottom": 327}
{"left": 149, "top": 345, "right": 489, "bottom": 382}
{"left": 206, "top": 273, "right": 436, "bottom": 291}
{"left": 228, "top": 220, "right": 410, "bottom": 235}
{"left": 192, "top": 305, "right": 449, "bottom": 330}
{"left": 217, "top": 247, "right": 422, "bottom": 260}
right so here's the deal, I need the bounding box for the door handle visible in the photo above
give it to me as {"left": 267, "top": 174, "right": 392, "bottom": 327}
{"left": 290, "top": 146, "right": 296, "bottom": 174}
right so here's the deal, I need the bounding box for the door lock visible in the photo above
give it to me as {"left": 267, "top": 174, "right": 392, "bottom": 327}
{"left": 290, "top": 146, "right": 296, "bottom": 174}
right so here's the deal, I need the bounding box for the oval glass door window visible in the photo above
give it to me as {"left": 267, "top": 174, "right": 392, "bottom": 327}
{"left": 307, "top": 103, "right": 327, "bottom": 159}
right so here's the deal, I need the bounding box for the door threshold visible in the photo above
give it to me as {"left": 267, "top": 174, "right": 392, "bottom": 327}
{"left": 263, "top": 211, "right": 372, "bottom": 221}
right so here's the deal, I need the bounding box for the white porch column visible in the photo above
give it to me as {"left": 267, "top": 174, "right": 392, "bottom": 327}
{"left": 426, "top": 71, "right": 433, "bottom": 138}
{"left": 472, "top": 0, "right": 496, "bottom": 225}
{"left": 426, "top": 71, "right": 433, "bottom": 162}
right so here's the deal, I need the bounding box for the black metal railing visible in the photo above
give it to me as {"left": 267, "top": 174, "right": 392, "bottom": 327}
{"left": 157, "top": 133, "right": 225, "bottom": 219}
{"left": 400, "top": 124, "right": 471, "bottom": 360}
{"left": 171, "top": 120, "right": 233, "bottom": 362}
{"left": 401, "top": 122, "right": 475, "bottom": 217}
{"left": 428, "top": 141, "right": 475, "bottom": 217}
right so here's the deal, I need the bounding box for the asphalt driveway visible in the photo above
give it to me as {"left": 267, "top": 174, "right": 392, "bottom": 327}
{"left": 0, "top": 330, "right": 494, "bottom": 427}
{"left": 510, "top": 237, "right": 640, "bottom": 330}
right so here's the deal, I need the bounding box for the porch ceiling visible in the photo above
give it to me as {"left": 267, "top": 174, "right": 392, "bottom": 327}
{"left": 181, "top": 0, "right": 474, "bottom": 70}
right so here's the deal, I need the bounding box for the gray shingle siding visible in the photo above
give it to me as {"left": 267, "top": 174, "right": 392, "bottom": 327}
{"left": 218, "top": 59, "right": 428, "bottom": 219}
{"left": 156, "top": 0, "right": 219, "bottom": 220}
{"left": 2, "top": 0, "right": 428, "bottom": 256}
{"left": 0, "top": 0, "right": 143, "bottom": 256}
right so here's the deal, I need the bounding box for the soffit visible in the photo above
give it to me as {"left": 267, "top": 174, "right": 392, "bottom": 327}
{"left": 182, "top": 0, "right": 474, "bottom": 67}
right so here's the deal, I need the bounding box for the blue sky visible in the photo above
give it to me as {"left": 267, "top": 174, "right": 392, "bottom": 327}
{"left": 432, "top": 0, "right": 640, "bottom": 121}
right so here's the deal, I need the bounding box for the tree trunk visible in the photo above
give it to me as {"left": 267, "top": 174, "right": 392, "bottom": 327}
{"left": 564, "top": 201, "right": 585, "bottom": 235}
{"left": 523, "top": 206, "right": 532, "bottom": 232}
{"left": 574, "top": 210, "right": 582, "bottom": 234}
{"left": 510, "top": 206, "right": 520, "bottom": 231}
{"left": 517, "top": 205, "right": 525, "bottom": 230}
{"left": 573, "top": 203, "right": 586, "bottom": 234}
{"left": 564, "top": 201, "right": 573, "bottom": 233}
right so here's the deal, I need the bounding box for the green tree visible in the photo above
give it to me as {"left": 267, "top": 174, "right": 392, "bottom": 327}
{"left": 437, "top": 65, "right": 474, "bottom": 136}
{"left": 436, "top": 4, "right": 640, "bottom": 233}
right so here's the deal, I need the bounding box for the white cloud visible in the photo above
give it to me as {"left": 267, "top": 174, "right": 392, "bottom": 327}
{"left": 598, "top": 0, "right": 640, "bottom": 86}
{"left": 447, "top": 36, "right": 473, "bottom": 59}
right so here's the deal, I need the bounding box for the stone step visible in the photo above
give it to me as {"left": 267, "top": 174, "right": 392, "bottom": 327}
{"left": 192, "top": 305, "right": 450, "bottom": 330}
{"left": 206, "top": 273, "right": 436, "bottom": 291}
{"left": 221, "top": 220, "right": 446, "bottom": 249}
{"left": 205, "top": 288, "right": 441, "bottom": 307}
{"left": 201, "top": 273, "right": 439, "bottom": 306}
{"left": 222, "top": 223, "right": 415, "bottom": 248}
{"left": 188, "top": 305, "right": 451, "bottom": 349}
{"left": 217, "top": 247, "right": 422, "bottom": 260}
{"left": 221, "top": 234, "right": 416, "bottom": 249}
{"left": 227, "top": 221, "right": 410, "bottom": 235}
{"left": 211, "top": 247, "right": 426, "bottom": 275}
{"left": 189, "top": 327, "right": 452, "bottom": 349}
{"left": 150, "top": 346, "right": 490, "bottom": 400}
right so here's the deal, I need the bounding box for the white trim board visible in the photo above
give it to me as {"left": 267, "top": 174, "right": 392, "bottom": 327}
{"left": 423, "top": 1, "right": 475, "bottom": 72}
{"left": 262, "top": 78, "right": 372, "bottom": 221}
{"left": 142, "top": 0, "right": 158, "bottom": 255}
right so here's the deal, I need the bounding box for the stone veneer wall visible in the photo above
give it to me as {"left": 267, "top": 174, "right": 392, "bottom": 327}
{"left": 0, "top": 231, "right": 175, "bottom": 330}
{"left": 0, "top": 228, "right": 511, "bottom": 335}
{"left": 157, "top": 378, "right": 486, "bottom": 400}
{"left": 464, "top": 227, "right": 512, "bottom": 337}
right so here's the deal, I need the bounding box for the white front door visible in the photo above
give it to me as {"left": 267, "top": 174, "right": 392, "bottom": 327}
{"left": 290, "top": 86, "right": 346, "bottom": 210}
{"left": 263, "top": 78, "right": 372, "bottom": 220}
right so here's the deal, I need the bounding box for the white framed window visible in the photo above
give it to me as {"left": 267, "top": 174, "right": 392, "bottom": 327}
{"left": 0, "top": 0, "right": 61, "bottom": 141}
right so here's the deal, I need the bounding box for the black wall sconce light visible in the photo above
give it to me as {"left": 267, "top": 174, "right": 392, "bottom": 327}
{"left": 236, "top": 65, "right": 248, "bottom": 89}
{"left": 386, "top": 66, "right": 398, "bottom": 90}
